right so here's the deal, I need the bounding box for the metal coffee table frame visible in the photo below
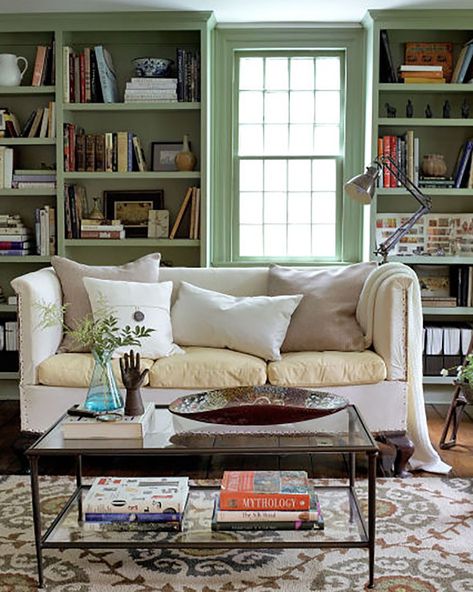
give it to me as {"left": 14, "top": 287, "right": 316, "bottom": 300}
{"left": 26, "top": 404, "right": 379, "bottom": 589}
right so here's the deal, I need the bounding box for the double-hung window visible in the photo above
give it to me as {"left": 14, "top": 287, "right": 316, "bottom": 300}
{"left": 237, "top": 52, "right": 343, "bottom": 259}
{"left": 212, "top": 29, "right": 365, "bottom": 266}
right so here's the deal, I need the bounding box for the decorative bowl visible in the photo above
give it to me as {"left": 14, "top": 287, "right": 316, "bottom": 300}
{"left": 132, "top": 57, "right": 174, "bottom": 78}
{"left": 168, "top": 386, "right": 349, "bottom": 425}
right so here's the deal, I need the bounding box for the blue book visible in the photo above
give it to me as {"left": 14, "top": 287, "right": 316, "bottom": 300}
{"left": 94, "top": 45, "right": 118, "bottom": 103}
{"left": 458, "top": 42, "right": 473, "bottom": 83}
{"left": 85, "top": 511, "right": 182, "bottom": 523}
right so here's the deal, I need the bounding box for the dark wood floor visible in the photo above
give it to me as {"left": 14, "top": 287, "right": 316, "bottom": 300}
{"left": 0, "top": 400, "right": 472, "bottom": 477}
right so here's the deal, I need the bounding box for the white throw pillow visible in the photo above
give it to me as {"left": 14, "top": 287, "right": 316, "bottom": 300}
{"left": 171, "top": 281, "right": 303, "bottom": 361}
{"left": 82, "top": 277, "right": 183, "bottom": 359}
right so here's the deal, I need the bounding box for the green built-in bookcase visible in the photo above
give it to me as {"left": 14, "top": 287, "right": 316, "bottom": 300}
{"left": 364, "top": 10, "right": 473, "bottom": 389}
{"left": 0, "top": 11, "right": 214, "bottom": 384}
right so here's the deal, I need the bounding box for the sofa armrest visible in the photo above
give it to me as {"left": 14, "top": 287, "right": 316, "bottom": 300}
{"left": 11, "top": 267, "right": 63, "bottom": 386}
{"left": 357, "top": 272, "right": 413, "bottom": 381}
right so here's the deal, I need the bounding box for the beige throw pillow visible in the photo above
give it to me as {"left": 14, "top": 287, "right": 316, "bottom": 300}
{"left": 268, "top": 263, "right": 376, "bottom": 352}
{"left": 52, "top": 253, "right": 161, "bottom": 352}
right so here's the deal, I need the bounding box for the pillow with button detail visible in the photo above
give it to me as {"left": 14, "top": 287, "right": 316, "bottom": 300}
{"left": 171, "top": 281, "right": 303, "bottom": 361}
{"left": 82, "top": 277, "right": 183, "bottom": 359}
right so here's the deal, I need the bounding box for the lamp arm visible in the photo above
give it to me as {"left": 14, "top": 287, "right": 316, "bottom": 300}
{"left": 377, "top": 155, "right": 432, "bottom": 210}
{"left": 373, "top": 155, "right": 432, "bottom": 262}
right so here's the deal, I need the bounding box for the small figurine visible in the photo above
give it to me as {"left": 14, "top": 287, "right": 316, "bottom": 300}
{"left": 385, "top": 102, "right": 396, "bottom": 118}
{"left": 443, "top": 100, "right": 451, "bottom": 119}
{"left": 406, "top": 99, "right": 414, "bottom": 118}
{"left": 462, "top": 98, "right": 470, "bottom": 119}
{"left": 119, "top": 350, "right": 148, "bottom": 416}
{"left": 425, "top": 104, "right": 433, "bottom": 118}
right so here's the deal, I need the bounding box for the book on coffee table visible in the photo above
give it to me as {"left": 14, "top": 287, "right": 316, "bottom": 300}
{"left": 62, "top": 402, "right": 154, "bottom": 439}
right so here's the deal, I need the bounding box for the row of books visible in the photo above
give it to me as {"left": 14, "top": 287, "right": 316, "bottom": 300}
{"left": 415, "top": 264, "right": 473, "bottom": 308}
{"left": 378, "top": 132, "right": 419, "bottom": 187}
{"left": 170, "top": 186, "right": 201, "bottom": 240}
{"left": 376, "top": 213, "right": 473, "bottom": 257}
{"left": 80, "top": 219, "right": 125, "bottom": 240}
{"left": 423, "top": 323, "right": 472, "bottom": 375}
{"left": 34, "top": 206, "right": 56, "bottom": 256}
{"left": 64, "top": 184, "right": 87, "bottom": 239}
{"left": 0, "top": 321, "right": 18, "bottom": 352}
{"left": 212, "top": 471, "right": 323, "bottom": 532}
{"left": 176, "top": 48, "right": 200, "bottom": 102}
{"left": 124, "top": 78, "right": 177, "bottom": 103}
{"left": 83, "top": 476, "right": 189, "bottom": 531}
{"left": 32, "top": 42, "right": 56, "bottom": 86}
{"left": 20, "top": 103, "right": 56, "bottom": 139}
{"left": 399, "top": 64, "right": 446, "bottom": 84}
{"left": 63, "top": 124, "right": 147, "bottom": 172}
{"left": 0, "top": 215, "right": 32, "bottom": 256}
{"left": 63, "top": 45, "right": 115, "bottom": 103}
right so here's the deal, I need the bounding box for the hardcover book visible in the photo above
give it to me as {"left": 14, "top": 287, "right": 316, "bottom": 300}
{"left": 404, "top": 41, "right": 453, "bottom": 82}
{"left": 94, "top": 45, "right": 118, "bottom": 103}
{"left": 61, "top": 402, "right": 154, "bottom": 439}
{"left": 83, "top": 476, "right": 189, "bottom": 514}
{"left": 220, "top": 471, "right": 311, "bottom": 511}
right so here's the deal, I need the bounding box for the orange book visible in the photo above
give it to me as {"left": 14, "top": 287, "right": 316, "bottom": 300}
{"left": 403, "top": 77, "right": 446, "bottom": 84}
{"left": 169, "top": 186, "right": 193, "bottom": 239}
{"left": 400, "top": 70, "right": 444, "bottom": 79}
{"left": 404, "top": 42, "right": 453, "bottom": 82}
{"left": 219, "top": 471, "right": 311, "bottom": 511}
{"left": 32, "top": 46, "right": 47, "bottom": 86}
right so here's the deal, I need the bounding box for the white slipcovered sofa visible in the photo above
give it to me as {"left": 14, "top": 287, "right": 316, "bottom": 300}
{"left": 12, "top": 262, "right": 448, "bottom": 475}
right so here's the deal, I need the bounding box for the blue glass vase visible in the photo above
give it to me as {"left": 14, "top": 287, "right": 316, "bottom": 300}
{"left": 83, "top": 349, "right": 123, "bottom": 413}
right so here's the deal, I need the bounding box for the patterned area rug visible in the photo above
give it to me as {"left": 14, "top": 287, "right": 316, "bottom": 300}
{"left": 0, "top": 475, "right": 472, "bottom": 591}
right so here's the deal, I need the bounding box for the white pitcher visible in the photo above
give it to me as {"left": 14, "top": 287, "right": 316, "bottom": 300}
{"left": 0, "top": 54, "right": 28, "bottom": 86}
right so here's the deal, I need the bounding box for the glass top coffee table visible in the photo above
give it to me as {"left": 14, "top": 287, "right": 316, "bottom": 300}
{"left": 27, "top": 404, "right": 379, "bottom": 589}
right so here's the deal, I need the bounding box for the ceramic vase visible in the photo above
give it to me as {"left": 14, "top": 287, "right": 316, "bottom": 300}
{"left": 421, "top": 154, "right": 447, "bottom": 177}
{"left": 175, "top": 134, "right": 196, "bottom": 171}
{"left": 83, "top": 349, "right": 124, "bottom": 413}
{"left": 0, "top": 54, "right": 28, "bottom": 86}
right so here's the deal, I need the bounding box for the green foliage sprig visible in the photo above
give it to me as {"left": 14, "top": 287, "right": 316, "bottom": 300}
{"left": 37, "top": 298, "right": 154, "bottom": 359}
{"left": 441, "top": 353, "right": 473, "bottom": 384}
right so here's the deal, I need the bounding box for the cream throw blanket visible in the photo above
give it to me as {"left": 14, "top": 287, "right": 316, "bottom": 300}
{"left": 357, "top": 262, "right": 451, "bottom": 474}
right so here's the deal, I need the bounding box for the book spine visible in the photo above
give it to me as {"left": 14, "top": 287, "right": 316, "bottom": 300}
{"left": 85, "top": 134, "right": 96, "bottom": 172}
{"left": 84, "top": 47, "right": 92, "bottom": 103}
{"left": 95, "top": 134, "right": 105, "bottom": 171}
{"left": 219, "top": 492, "right": 311, "bottom": 511}
{"left": 76, "top": 132, "right": 86, "bottom": 172}
{"left": 84, "top": 512, "right": 182, "bottom": 522}
{"left": 79, "top": 52, "right": 86, "bottom": 103}
{"left": 455, "top": 141, "right": 473, "bottom": 188}
{"left": 80, "top": 230, "right": 124, "bottom": 239}
{"left": 69, "top": 123, "right": 76, "bottom": 171}
{"left": 32, "top": 46, "right": 47, "bottom": 86}
{"left": 177, "top": 48, "right": 185, "bottom": 101}
{"left": 0, "top": 250, "right": 31, "bottom": 256}
{"left": 382, "top": 136, "right": 391, "bottom": 188}
{"left": 216, "top": 507, "right": 321, "bottom": 521}
{"left": 116, "top": 131, "right": 128, "bottom": 172}
{"left": 0, "top": 241, "right": 31, "bottom": 249}
{"left": 212, "top": 520, "right": 317, "bottom": 531}
{"left": 390, "top": 136, "right": 397, "bottom": 188}
{"left": 63, "top": 46, "right": 70, "bottom": 103}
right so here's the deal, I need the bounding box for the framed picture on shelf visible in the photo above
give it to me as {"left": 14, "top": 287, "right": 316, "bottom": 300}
{"left": 151, "top": 141, "right": 184, "bottom": 171}
{"left": 104, "top": 190, "right": 164, "bottom": 237}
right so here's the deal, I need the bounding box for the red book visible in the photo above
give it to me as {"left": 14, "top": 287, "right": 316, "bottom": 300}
{"left": 382, "top": 136, "right": 391, "bottom": 188}
{"left": 32, "top": 46, "right": 47, "bottom": 86}
{"left": 68, "top": 123, "right": 76, "bottom": 171}
{"left": 390, "top": 135, "right": 397, "bottom": 188}
{"left": 219, "top": 471, "right": 311, "bottom": 511}
{"left": 80, "top": 52, "right": 86, "bottom": 103}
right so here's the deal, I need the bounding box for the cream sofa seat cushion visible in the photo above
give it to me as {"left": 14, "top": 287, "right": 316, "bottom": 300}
{"left": 267, "top": 351, "right": 387, "bottom": 387}
{"left": 38, "top": 353, "right": 154, "bottom": 387}
{"left": 149, "top": 347, "right": 267, "bottom": 388}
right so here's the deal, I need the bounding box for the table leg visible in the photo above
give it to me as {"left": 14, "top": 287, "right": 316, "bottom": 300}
{"left": 348, "top": 452, "right": 356, "bottom": 523}
{"left": 367, "top": 450, "right": 378, "bottom": 589}
{"left": 76, "top": 455, "right": 83, "bottom": 521}
{"left": 29, "top": 456, "right": 44, "bottom": 589}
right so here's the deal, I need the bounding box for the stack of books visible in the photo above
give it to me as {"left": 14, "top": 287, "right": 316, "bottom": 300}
{"left": 63, "top": 45, "right": 117, "bottom": 103}
{"left": 32, "top": 42, "right": 55, "bottom": 86}
{"left": 83, "top": 476, "right": 189, "bottom": 531}
{"left": 399, "top": 64, "right": 445, "bottom": 84}
{"left": 21, "top": 103, "right": 55, "bottom": 138}
{"left": 124, "top": 78, "right": 178, "bottom": 103}
{"left": 11, "top": 170, "right": 56, "bottom": 190}
{"left": 0, "top": 108, "right": 20, "bottom": 138}
{"left": 212, "top": 471, "right": 324, "bottom": 532}
{"left": 80, "top": 218, "right": 125, "bottom": 240}
{"left": 34, "top": 206, "right": 56, "bottom": 255}
{"left": 419, "top": 177, "right": 454, "bottom": 189}
{"left": 0, "top": 215, "right": 33, "bottom": 256}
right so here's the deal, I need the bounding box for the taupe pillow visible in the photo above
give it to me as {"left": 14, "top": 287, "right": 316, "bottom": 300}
{"left": 52, "top": 253, "right": 161, "bottom": 352}
{"left": 268, "top": 263, "right": 376, "bottom": 352}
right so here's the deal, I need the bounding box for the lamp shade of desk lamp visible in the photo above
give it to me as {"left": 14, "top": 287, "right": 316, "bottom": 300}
{"left": 344, "top": 156, "right": 432, "bottom": 262}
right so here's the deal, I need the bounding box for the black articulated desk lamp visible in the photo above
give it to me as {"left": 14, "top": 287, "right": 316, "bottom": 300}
{"left": 344, "top": 155, "right": 433, "bottom": 263}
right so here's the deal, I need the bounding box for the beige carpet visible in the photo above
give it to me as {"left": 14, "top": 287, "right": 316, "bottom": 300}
{"left": 0, "top": 475, "right": 472, "bottom": 591}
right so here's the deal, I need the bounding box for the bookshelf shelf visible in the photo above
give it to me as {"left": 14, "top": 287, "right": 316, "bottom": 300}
{"left": 378, "top": 83, "right": 473, "bottom": 93}
{"left": 0, "top": 256, "right": 51, "bottom": 264}
{"left": 64, "top": 239, "right": 200, "bottom": 247}
{"left": 0, "top": 138, "right": 56, "bottom": 146}
{"left": 64, "top": 103, "right": 201, "bottom": 112}
{"left": 388, "top": 256, "right": 473, "bottom": 264}
{"left": 377, "top": 188, "right": 473, "bottom": 196}
{"left": 0, "top": 189, "right": 57, "bottom": 197}
{"left": 63, "top": 172, "right": 201, "bottom": 180}
{"left": 378, "top": 118, "right": 473, "bottom": 127}
{"left": 0, "top": 304, "right": 16, "bottom": 312}
{"left": 0, "top": 372, "right": 19, "bottom": 381}
{"left": 422, "top": 307, "right": 473, "bottom": 315}
{"left": 0, "top": 86, "right": 55, "bottom": 95}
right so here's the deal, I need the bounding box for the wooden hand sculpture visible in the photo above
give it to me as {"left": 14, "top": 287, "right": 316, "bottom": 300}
{"left": 119, "top": 350, "right": 149, "bottom": 416}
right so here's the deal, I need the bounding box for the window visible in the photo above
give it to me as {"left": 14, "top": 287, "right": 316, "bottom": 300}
{"left": 212, "top": 28, "right": 365, "bottom": 266}
{"left": 237, "top": 54, "right": 343, "bottom": 259}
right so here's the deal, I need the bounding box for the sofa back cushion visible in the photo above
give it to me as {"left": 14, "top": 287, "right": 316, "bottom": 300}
{"left": 171, "top": 281, "right": 302, "bottom": 361}
{"left": 268, "top": 262, "right": 376, "bottom": 352}
{"left": 52, "top": 254, "right": 160, "bottom": 352}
